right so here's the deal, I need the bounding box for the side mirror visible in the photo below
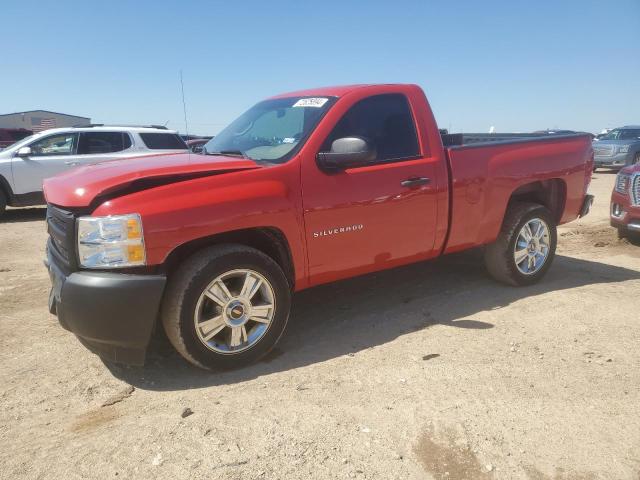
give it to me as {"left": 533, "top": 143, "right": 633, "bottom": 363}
{"left": 16, "top": 146, "right": 32, "bottom": 157}
{"left": 191, "top": 145, "right": 204, "bottom": 154}
{"left": 316, "top": 137, "right": 376, "bottom": 172}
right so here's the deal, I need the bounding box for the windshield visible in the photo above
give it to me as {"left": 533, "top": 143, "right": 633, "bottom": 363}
{"left": 600, "top": 129, "right": 640, "bottom": 141}
{"left": 203, "top": 96, "right": 336, "bottom": 163}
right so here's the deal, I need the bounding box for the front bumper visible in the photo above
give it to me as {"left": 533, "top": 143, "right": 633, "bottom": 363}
{"left": 611, "top": 216, "right": 640, "bottom": 233}
{"left": 595, "top": 152, "right": 629, "bottom": 168}
{"left": 47, "top": 248, "right": 166, "bottom": 365}
{"left": 610, "top": 191, "right": 640, "bottom": 234}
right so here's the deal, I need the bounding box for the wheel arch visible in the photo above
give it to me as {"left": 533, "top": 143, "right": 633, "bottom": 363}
{"left": 0, "top": 174, "right": 14, "bottom": 205}
{"left": 162, "top": 227, "right": 296, "bottom": 290}
{"left": 506, "top": 178, "right": 567, "bottom": 224}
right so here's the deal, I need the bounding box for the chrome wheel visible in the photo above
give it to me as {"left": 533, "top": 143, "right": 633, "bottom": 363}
{"left": 194, "top": 269, "right": 275, "bottom": 354}
{"left": 514, "top": 218, "right": 550, "bottom": 275}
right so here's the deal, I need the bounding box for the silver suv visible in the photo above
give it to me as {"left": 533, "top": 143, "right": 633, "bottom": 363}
{"left": 593, "top": 126, "right": 640, "bottom": 171}
{"left": 0, "top": 125, "right": 187, "bottom": 215}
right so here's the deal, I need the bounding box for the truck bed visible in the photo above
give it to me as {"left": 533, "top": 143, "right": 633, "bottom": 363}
{"left": 442, "top": 133, "right": 593, "bottom": 254}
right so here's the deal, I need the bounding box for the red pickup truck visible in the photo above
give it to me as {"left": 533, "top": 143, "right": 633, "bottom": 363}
{"left": 44, "top": 84, "right": 594, "bottom": 369}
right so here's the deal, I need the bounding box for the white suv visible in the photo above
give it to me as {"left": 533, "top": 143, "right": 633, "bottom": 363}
{"left": 0, "top": 125, "right": 188, "bottom": 215}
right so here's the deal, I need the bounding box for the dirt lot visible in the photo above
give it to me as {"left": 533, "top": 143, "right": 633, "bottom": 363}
{"left": 1, "top": 172, "right": 639, "bottom": 480}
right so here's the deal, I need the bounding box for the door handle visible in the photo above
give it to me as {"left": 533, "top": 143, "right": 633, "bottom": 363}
{"left": 400, "top": 177, "right": 430, "bottom": 188}
{"left": 64, "top": 161, "right": 80, "bottom": 166}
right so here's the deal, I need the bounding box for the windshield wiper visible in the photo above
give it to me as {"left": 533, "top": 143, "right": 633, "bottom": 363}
{"left": 205, "top": 149, "right": 247, "bottom": 158}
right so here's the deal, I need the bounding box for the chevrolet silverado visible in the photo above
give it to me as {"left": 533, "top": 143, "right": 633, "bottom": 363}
{"left": 43, "top": 84, "right": 594, "bottom": 369}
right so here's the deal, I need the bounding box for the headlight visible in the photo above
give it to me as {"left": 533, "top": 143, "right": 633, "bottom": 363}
{"left": 615, "top": 173, "right": 631, "bottom": 194}
{"left": 77, "top": 214, "right": 146, "bottom": 268}
{"left": 618, "top": 145, "right": 629, "bottom": 154}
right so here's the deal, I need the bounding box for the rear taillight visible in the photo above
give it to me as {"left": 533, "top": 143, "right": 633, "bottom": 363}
{"left": 585, "top": 150, "right": 594, "bottom": 193}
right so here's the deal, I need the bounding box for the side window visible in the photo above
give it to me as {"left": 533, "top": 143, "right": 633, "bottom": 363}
{"left": 122, "top": 132, "right": 132, "bottom": 150}
{"left": 321, "top": 94, "right": 420, "bottom": 162}
{"left": 620, "top": 129, "right": 640, "bottom": 140}
{"left": 78, "top": 132, "right": 129, "bottom": 154}
{"left": 139, "top": 133, "right": 188, "bottom": 150}
{"left": 29, "top": 133, "right": 77, "bottom": 156}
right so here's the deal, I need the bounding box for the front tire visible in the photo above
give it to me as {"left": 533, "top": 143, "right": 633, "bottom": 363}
{"left": 618, "top": 226, "right": 640, "bottom": 245}
{"left": 0, "top": 190, "right": 6, "bottom": 218}
{"left": 484, "top": 203, "right": 557, "bottom": 286}
{"left": 161, "top": 244, "right": 291, "bottom": 370}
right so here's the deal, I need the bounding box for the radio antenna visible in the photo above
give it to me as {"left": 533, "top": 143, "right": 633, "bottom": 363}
{"left": 179, "top": 70, "right": 191, "bottom": 162}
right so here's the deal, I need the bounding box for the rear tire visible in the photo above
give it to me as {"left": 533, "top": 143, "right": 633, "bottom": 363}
{"left": 484, "top": 203, "right": 557, "bottom": 286}
{"left": 161, "top": 244, "right": 291, "bottom": 370}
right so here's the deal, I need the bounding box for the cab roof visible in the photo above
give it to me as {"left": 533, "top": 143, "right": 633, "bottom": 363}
{"left": 269, "top": 84, "right": 418, "bottom": 99}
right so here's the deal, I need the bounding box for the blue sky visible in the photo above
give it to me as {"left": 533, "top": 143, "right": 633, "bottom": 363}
{"left": 2, "top": 0, "right": 639, "bottom": 135}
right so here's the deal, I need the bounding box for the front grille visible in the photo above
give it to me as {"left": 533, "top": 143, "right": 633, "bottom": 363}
{"left": 633, "top": 175, "right": 640, "bottom": 206}
{"left": 46, "top": 205, "right": 77, "bottom": 272}
{"left": 615, "top": 173, "right": 630, "bottom": 194}
{"left": 593, "top": 145, "right": 614, "bottom": 157}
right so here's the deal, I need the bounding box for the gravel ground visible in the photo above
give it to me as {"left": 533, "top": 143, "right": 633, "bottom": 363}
{"left": 1, "top": 172, "right": 639, "bottom": 480}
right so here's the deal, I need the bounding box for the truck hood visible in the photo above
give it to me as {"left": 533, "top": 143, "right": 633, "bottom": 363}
{"left": 43, "top": 152, "right": 262, "bottom": 208}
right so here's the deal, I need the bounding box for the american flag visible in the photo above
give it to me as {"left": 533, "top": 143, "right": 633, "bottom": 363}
{"left": 32, "top": 118, "right": 57, "bottom": 133}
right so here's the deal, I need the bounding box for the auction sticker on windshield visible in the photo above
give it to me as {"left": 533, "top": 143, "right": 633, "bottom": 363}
{"left": 293, "top": 98, "right": 328, "bottom": 108}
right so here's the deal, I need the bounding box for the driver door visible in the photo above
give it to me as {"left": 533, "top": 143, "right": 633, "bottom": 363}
{"left": 12, "top": 132, "right": 78, "bottom": 194}
{"left": 301, "top": 93, "right": 439, "bottom": 286}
